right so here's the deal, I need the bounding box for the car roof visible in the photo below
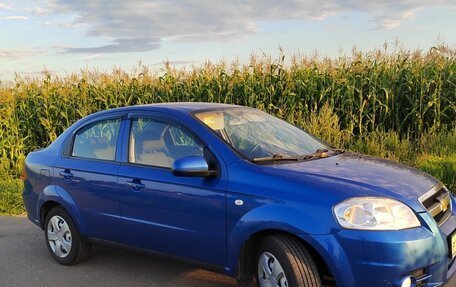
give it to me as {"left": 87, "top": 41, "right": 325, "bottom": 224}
{"left": 134, "top": 102, "right": 241, "bottom": 111}
{"left": 92, "top": 102, "right": 244, "bottom": 118}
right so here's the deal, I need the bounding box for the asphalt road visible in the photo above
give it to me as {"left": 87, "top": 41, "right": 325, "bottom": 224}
{"left": 0, "top": 216, "right": 237, "bottom": 287}
{"left": 1, "top": 216, "right": 455, "bottom": 287}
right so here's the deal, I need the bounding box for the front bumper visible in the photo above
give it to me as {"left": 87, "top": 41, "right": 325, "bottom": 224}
{"left": 306, "top": 197, "right": 456, "bottom": 287}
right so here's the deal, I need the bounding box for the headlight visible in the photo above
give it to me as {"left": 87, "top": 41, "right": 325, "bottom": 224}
{"left": 334, "top": 197, "right": 421, "bottom": 230}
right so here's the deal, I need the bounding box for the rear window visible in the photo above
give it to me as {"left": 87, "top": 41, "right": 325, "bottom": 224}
{"left": 72, "top": 118, "right": 121, "bottom": 161}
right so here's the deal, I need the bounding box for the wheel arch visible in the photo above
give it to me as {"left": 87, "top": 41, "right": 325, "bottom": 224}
{"left": 37, "top": 185, "right": 87, "bottom": 235}
{"left": 40, "top": 201, "right": 61, "bottom": 228}
{"left": 226, "top": 203, "right": 336, "bottom": 277}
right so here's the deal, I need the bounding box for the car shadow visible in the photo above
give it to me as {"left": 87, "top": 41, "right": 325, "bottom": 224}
{"left": 80, "top": 244, "right": 238, "bottom": 287}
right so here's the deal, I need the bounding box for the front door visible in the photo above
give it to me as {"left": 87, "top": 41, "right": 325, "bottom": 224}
{"left": 117, "top": 115, "right": 227, "bottom": 266}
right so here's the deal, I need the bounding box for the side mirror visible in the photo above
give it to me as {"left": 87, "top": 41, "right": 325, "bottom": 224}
{"left": 172, "top": 156, "right": 216, "bottom": 177}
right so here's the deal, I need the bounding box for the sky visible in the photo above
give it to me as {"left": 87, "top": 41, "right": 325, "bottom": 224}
{"left": 0, "top": 0, "right": 455, "bottom": 81}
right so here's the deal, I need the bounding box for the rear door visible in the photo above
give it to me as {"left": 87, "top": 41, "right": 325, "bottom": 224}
{"left": 53, "top": 115, "right": 125, "bottom": 242}
{"left": 117, "top": 113, "right": 228, "bottom": 266}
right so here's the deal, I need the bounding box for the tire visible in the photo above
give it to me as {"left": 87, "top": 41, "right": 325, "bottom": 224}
{"left": 256, "top": 235, "right": 321, "bottom": 287}
{"left": 44, "top": 206, "right": 92, "bottom": 265}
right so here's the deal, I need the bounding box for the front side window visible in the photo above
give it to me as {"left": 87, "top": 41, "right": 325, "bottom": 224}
{"left": 72, "top": 118, "right": 121, "bottom": 161}
{"left": 129, "top": 118, "right": 204, "bottom": 168}
{"left": 194, "top": 108, "right": 329, "bottom": 161}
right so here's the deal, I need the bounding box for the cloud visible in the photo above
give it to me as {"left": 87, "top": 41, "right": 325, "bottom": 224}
{"left": 31, "top": 6, "right": 51, "bottom": 15}
{"left": 82, "top": 54, "right": 103, "bottom": 61}
{"left": 0, "top": 48, "right": 41, "bottom": 60}
{"left": 375, "top": 8, "right": 418, "bottom": 30}
{"left": 63, "top": 38, "right": 161, "bottom": 54}
{"left": 1, "top": 15, "right": 28, "bottom": 20}
{"left": 344, "top": 2, "right": 421, "bottom": 30}
{"left": 0, "top": 2, "right": 11, "bottom": 10}
{"left": 37, "top": 0, "right": 455, "bottom": 53}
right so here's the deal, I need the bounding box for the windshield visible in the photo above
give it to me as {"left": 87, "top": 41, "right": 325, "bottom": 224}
{"left": 194, "top": 108, "right": 330, "bottom": 161}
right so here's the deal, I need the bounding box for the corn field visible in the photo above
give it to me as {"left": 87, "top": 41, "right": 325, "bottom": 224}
{"left": 0, "top": 45, "right": 455, "bottom": 213}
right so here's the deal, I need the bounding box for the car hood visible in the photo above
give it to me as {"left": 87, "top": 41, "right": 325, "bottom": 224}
{"left": 260, "top": 152, "right": 439, "bottom": 212}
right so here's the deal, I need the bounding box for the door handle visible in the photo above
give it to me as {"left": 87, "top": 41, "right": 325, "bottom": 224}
{"left": 59, "top": 170, "right": 74, "bottom": 179}
{"left": 126, "top": 180, "right": 145, "bottom": 191}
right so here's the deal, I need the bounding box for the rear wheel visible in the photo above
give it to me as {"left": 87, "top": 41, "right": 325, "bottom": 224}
{"left": 256, "top": 235, "right": 321, "bottom": 287}
{"left": 44, "top": 206, "right": 92, "bottom": 265}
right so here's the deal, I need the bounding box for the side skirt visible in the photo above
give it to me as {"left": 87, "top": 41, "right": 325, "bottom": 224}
{"left": 85, "top": 237, "right": 229, "bottom": 276}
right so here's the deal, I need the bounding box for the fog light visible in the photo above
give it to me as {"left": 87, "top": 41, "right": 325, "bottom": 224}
{"left": 399, "top": 276, "right": 415, "bottom": 287}
{"left": 401, "top": 277, "right": 411, "bottom": 287}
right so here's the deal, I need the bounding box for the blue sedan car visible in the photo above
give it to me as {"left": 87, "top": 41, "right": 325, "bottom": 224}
{"left": 23, "top": 103, "right": 456, "bottom": 287}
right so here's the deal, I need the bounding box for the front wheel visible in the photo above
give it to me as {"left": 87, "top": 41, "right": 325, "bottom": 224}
{"left": 256, "top": 235, "right": 322, "bottom": 287}
{"left": 44, "top": 206, "right": 92, "bottom": 265}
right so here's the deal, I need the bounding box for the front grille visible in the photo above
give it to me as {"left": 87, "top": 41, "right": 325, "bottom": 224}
{"left": 419, "top": 183, "right": 452, "bottom": 226}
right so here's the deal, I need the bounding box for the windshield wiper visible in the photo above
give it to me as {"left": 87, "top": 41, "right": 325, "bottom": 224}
{"left": 252, "top": 154, "right": 300, "bottom": 163}
{"left": 328, "top": 148, "right": 345, "bottom": 154}
{"left": 301, "top": 148, "right": 345, "bottom": 160}
{"left": 252, "top": 149, "right": 345, "bottom": 163}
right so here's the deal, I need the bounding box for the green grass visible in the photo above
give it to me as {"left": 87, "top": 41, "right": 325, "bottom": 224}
{"left": 0, "top": 178, "right": 24, "bottom": 215}
{"left": 416, "top": 155, "right": 456, "bottom": 192}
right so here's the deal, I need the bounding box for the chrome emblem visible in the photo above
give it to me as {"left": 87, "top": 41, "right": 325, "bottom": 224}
{"left": 426, "top": 191, "right": 451, "bottom": 218}
{"left": 437, "top": 193, "right": 450, "bottom": 213}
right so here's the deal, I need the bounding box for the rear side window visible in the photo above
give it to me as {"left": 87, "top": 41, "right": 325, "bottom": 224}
{"left": 72, "top": 119, "right": 121, "bottom": 161}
